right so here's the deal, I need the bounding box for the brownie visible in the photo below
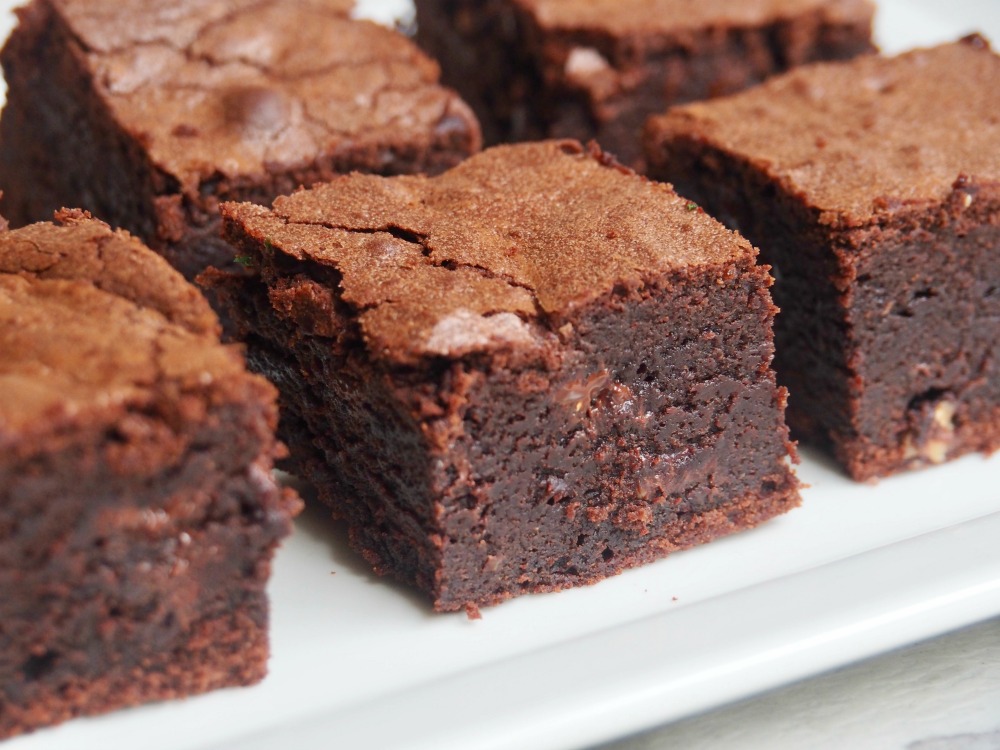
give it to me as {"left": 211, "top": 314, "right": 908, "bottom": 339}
{"left": 0, "top": 210, "right": 300, "bottom": 739}
{"left": 645, "top": 36, "right": 1000, "bottom": 480}
{"left": 414, "top": 0, "right": 875, "bottom": 168}
{"left": 214, "top": 140, "right": 800, "bottom": 614}
{"left": 0, "top": 0, "right": 481, "bottom": 283}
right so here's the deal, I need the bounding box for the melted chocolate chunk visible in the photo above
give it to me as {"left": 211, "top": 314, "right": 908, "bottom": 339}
{"left": 221, "top": 85, "right": 291, "bottom": 135}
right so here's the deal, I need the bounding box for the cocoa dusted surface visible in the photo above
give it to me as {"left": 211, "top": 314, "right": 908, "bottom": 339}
{"left": 0, "top": 212, "right": 299, "bottom": 739}
{"left": 0, "top": 0, "right": 480, "bottom": 282}
{"left": 414, "top": 0, "right": 873, "bottom": 167}
{"left": 217, "top": 141, "right": 800, "bottom": 613}
{"left": 646, "top": 37, "right": 1000, "bottom": 480}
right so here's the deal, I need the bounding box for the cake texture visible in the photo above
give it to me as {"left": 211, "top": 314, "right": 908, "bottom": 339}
{"left": 0, "top": 210, "right": 300, "bottom": 739}
{"left": 215, "top": 140, "right": 800, "bottom": 614}
{"left": 0, "top": 0, "right": 481, "bottom": 282}
{"left": 414, "top": 0, "right": 874, "bottom": 167}
{"left": 645, "top": 36, "right": 1000, "bottom": 480}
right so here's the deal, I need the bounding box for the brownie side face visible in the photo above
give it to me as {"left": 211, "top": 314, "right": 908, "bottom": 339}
{"left": 645, "top": 37, "right": 1000, "bottom": 480}
{"left": 414, "top": 0, "right": 874, "bottom": 167}
{"left": 0, "top": 0, "right": 481, "bottom": 281}
{"left": 0, "top": 212, "right": 299, "bottom": 739}
{"left": 216, "top": 141, "right": 800, "bottom": 613}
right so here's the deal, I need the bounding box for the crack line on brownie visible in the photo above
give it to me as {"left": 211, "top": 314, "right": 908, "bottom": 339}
{"left": 0, "top": 236, "right": 53, "bottom": 272}
{"left": 190, "top": 48, "right": 433, "bottom": 82}
{"left": 261, "top": 211, "right": 552, "bottom": 326}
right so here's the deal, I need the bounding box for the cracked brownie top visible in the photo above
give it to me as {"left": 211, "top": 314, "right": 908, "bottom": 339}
{"left": 0, "top": 210, "right": 253, "bottom": 449}
{"left": 222, "top": 140, "right": 755, "bottom": 364}
{"left": 44, "top": 0, "right": 477, "bottom": 193}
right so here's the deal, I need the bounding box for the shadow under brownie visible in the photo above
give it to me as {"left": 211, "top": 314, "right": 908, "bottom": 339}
{"left": 214, "top": 140, "right": 800, "bottom": 614}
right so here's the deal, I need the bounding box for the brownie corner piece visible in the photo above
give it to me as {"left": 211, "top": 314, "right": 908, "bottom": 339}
{"left": 414, "top": 0, "right": 874, "bottom": 167}
{"left": 0, "top": 212, "right": 299, "bottom": 739}
{"left": 0, "top": 0, "right": 481, "bottom": 282}
{"left": 645, "top": 36, "right": 1000, "bottom": 480}
{"left": 217, "top": 140, "right": 800, "bottom": 612}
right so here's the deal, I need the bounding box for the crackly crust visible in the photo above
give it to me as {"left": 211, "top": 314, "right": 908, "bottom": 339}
{"left": 0, "top": 209, "right": 218, "bottom": 334}
{"left": 0, "top": 0, "right": 481, "bottom": 284}
{"left": 222, "top": 140, "right": 755, "bottom": 364}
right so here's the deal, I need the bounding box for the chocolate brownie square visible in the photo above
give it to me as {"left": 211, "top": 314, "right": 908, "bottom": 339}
{"left": 645, "top": 36, "right": 1000, "bottom": 480}
{"left": 0, "top": 0, "right": 480, "bottom": 282}
{"left": 414, "top": 0, "right": 874, "bottom": 167}
{"left": 215, "top": 140, "right": 800, "bottom": 614}
{"left": 0, "top": 210, "right": 300, "bottom": 739}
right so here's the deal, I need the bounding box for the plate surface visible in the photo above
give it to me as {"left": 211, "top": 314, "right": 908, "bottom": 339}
{"left": 4, "top": 1, "right": 1000, "bottom": 749}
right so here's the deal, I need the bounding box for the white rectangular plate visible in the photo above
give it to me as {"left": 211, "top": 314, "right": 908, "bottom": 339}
{"left": 5, "top": 1, "right": 1000, "bottom": 749}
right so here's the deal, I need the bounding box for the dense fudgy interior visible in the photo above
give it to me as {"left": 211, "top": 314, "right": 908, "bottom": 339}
{"left": 415, "top": 0, "right": 873, "bottom": 167}
{"left": 219, "top": 218, "right": 798, "bottom": 611}
{"left": 0, "top": 401, "right": 289, "bottom": 738}
{"left": 0, "top": 395, "right": 291, "bottom": 739}
{"left": 653, "top": 142, "right": 1000, "bottom": 480}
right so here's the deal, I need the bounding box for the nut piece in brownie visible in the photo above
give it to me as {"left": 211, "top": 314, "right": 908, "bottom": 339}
{"left": 216, "top": 140, "right": 800, "bottom": 614}
{"left": 414, "top": 0, "right": 875, "bottom": 168}
{"left": 0, "top": 0, "right": 481, "bottom": 282}
{"left": 645, "top": 36, "right": 1000, "bottom": 480}
{"left": 0, "top": 210, "right": 300, "bottom": 739}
